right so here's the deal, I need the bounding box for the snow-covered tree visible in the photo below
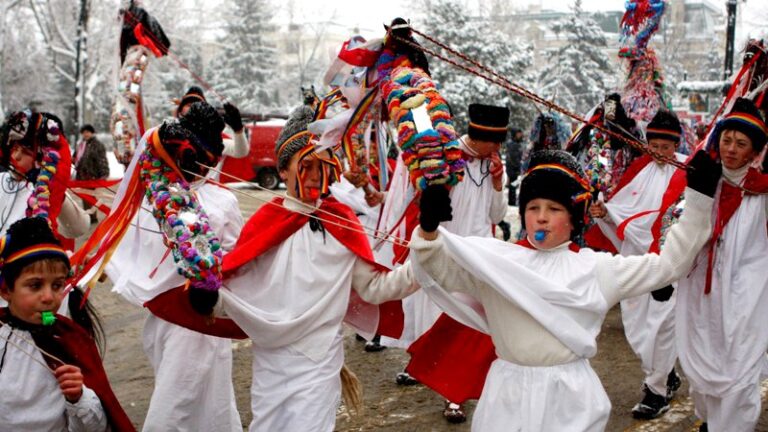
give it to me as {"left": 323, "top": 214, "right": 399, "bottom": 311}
{"left": 417, "top": 0, "right": 536, "bottom": 130}
{"left": 208, "top": 0, "right": 279, "bottom": 112}
{"left": 537, "top": 0, "right": 612, "bottom": 114}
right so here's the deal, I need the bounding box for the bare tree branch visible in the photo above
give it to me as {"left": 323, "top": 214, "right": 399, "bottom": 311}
{"left": 46, "top": 0, "right": 76, "bottom": 52}
{"left": 53, "top": 64, "right": 76, "bottom": 82}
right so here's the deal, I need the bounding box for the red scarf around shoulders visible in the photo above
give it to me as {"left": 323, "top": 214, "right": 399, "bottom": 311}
{"left": 147, "top": 196, "right": 404, "bottom": 339}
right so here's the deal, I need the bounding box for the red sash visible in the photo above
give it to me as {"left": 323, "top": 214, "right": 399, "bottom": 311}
{"left": 148, "top": 196, "right": 404, "bottom": 339}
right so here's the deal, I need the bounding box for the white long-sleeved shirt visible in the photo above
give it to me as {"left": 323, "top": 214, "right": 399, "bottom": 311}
{"left": 441, "top": 137, "right": 507, "bottom": 237}
{"left": 0, "top": 325, "right": 107, "bottom": 431}
{"left": 410, "top": 188, "right": 713, "bottom": 366}
{"left": 220, "top": 197, "right": 419, "bottom": 361}
{"left": 0, "top": 172, "right": 89, "bottom": 238}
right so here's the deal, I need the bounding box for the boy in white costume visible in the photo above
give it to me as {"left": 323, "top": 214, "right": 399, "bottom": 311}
{"left": 103, "top": 102, "right": 244, "bottom": 432}
{"left": 402, "top": 103, "right": 509, "bottom": 423}
{"left": 676, "top": 98, "right": 768, "bottom": 432}
{"left": 216, "top": 106, "right": 418, "bottom": 432}
{"left": 588, "top": 109, "right": 687, "bottom": 418}
{"left": 409, "top": 149, "right": 719, "bottom": 431}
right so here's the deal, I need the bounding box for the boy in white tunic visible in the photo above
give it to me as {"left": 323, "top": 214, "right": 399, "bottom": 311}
{"left": 676, "top": 98, "right": 768, "bottom": 432}
{"left": 409, "top": 149, "right": 719, "bottom": 431}
{"left": 102, "top": 102, "right": 243, "bottom": 432}
{"left": 588, "top": 109, "right": 687, "bottom": 418}
{"left": 217, "top": 106, "right": 419, "bottom": 432}
{"left": 412, "top": 103, "right": 509, "bottom": 422}
{"left": 0, "top": 217, "right": 133, "bottom": 431}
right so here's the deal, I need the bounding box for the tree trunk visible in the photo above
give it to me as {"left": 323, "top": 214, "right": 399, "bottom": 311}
{"left": 74, "top": 0, "right": 90, "bottom": 132}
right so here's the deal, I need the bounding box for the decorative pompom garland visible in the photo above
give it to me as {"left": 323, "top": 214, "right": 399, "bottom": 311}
{"left": 26, "top": 148, "right": 60, "bottom": 220}
{"left": 377, "top": 50, "right": 464, "bottom": 190}
{"left": 112, "top": 45, "right": 151, "bottom": 166}
{"left": 138, "top": 146, "right": 223, "bottom": 291}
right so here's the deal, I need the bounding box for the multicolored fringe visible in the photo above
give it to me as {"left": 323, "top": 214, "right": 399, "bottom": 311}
{"left": 619, "top": 0, "right": 667, "bottom": 123}
{"left": 377, "top": 51, "right": 464, "bottom": 190}
{"left": 138, "top": 142, "right": 223, "bottom": 292}
{"left": 26, "top": 148, "right": 60, "bottom": 221}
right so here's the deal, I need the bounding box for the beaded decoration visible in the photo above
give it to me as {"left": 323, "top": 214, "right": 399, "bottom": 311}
{"left": 138, "top": 144, "right": 223, "bottom": 292}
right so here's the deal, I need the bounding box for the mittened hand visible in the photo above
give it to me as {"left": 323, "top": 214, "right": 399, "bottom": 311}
{"left": 223, "top": 102, "right": 243, "bottom": 133}
{"left": 188, "top": 287, "right": 219, "bottom": 316}
{"left": 686, "top": 150, "right": 722, "bottom": 198}
{"left": 651, "top": 284, "right": 675, "bottom": 302}
{"left": 419, "top": 184, "right": 452, "bottom": 233}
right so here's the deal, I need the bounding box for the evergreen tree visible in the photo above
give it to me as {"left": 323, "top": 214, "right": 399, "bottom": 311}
{"left": 208, "top": 0, "right": 278, "bottom": 112}
{"left": 537, "top": 0, "right": 612, "bottom": 114}
{"left": 419, "top": 0, "right": 535, "bottom": 130}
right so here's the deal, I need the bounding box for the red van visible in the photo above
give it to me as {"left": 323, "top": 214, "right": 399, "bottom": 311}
{"left": 220, "top": 117, "right": 286, "bottom": 189}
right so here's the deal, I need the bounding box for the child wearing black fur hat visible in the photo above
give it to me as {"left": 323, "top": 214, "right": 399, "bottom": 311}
{"left": 409, "top": 148, "right": 720, "bottom": 431}
{"left": 0, "top": 217, "right": 133, "bottom": 431}
{"left": 587, "top": 108, "right": 687, "bottom": 419}
{"left": 676, "top": 97, "right": 768, "bottom": 432}
{"left": 98, "top": 100, "right": 244, "bottom": 431}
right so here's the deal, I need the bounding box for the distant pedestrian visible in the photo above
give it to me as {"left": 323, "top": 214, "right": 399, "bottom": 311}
{"left": 74, "top": 125, "right": 109, "bottom": 223}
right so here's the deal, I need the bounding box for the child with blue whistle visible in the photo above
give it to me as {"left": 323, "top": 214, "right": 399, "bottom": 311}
{"left": 409, "top": 149, "right": 720, "bottom": 431}
{"left": 0, "top": 217, "right": 133, "bottom": 431}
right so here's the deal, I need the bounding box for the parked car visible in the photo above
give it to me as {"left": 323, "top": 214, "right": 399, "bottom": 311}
{"left": 220, "top": 117, "right": 286, "bottom": 189}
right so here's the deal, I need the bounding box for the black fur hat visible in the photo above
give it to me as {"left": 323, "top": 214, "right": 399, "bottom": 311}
{"left": 468, "top": 104, "right": 510, "bottom": 143}
{"left": 177, "top": 86, "right": 206, "bottom": 117}
{"left": 717, "top": 97, "right": 767, "bottom": 153}
{"left": 1, "top": 217, "right": 69, "bottom": 286}
{"left": 519, "top": 150, "right": 591, "bottom": 236}
{"left": 178, "top": 101, "right": 225, "bottom": 157}
{"left": 646, "top": 109, "right": 682, "bottom": 144}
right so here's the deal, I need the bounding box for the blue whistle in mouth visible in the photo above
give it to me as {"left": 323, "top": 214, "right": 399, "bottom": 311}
{"left": 534, "top": 230, "right": 547, "bottom": 242}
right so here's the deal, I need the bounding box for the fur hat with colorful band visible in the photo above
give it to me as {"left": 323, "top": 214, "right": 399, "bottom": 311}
{"left": 645, "top": 109, "right": 682, "bottom": 143}
{"left": 706, "top": 97, "right": 767, "bottom": 154}
{"left": 468, "top": 104, "right": 510, "bottom": 143}
{"left": 0, "top": 217, "right": 70, "bottom": 286}
{"left": 519, "top": 150, "right": 593, "bottom": 236}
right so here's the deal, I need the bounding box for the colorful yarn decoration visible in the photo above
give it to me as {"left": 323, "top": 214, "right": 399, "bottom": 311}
{"left": 619, "top": 0, "right": 667, "bottom": 124}
{"left": 377, "top": 50, "right": 464, "bottom": 191}
{"left": 138, "top": 145, "right": 223, "bottom": 292}
{"left": 658, "top": 196, "right": 684, "bottom": 248}
{"left": 26, "top": 148, "right": 60, "bottom": 221}
{"left": 583, "top": 129, "right": 613, "bottom": 197}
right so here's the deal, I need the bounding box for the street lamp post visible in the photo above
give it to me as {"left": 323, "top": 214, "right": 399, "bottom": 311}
{"left": 723, "top": 0, "right": 738, "bottom": 79}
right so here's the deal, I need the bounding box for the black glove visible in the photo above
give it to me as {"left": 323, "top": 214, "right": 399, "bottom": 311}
{"left": 419, "top": 184, "right": 452, "bottom": 232}
{"left": 651, "top": 284, "right": 675, "bottom": 302}
{"left": 223, "top": 102, "right": 243, "bottom": 133}
{"left": 188, "top": 287, "right": 219, "bottom": 316}
{"left": 686, "top": 150, "right": 722, "bottom": 197}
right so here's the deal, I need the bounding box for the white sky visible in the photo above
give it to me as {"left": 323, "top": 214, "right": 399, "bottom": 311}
{"left": 278, "top": 0, "right": 765, "bottom": 44}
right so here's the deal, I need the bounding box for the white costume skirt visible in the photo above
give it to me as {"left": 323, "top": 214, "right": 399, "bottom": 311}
{"left": 249, "top": 332, "right": 343, "bottom": 432}
{"left": 142, "top": 315, "right": 241, "bottom": 432}
{"left": 472, "top": 358, "right": 611, "bottom": 432}
{"left": 621, "top": 290, "right": 677, "bottom": 395}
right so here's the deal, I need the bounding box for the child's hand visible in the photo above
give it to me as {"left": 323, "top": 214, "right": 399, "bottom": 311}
{"left": 589, "top": 201, "right": 607, "bottom": 219}
{"left": 490, "top": 153, "right": 504, "bottom": 191}
{"left": 54, "top": 364, "right": 84, "bottom": 403}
